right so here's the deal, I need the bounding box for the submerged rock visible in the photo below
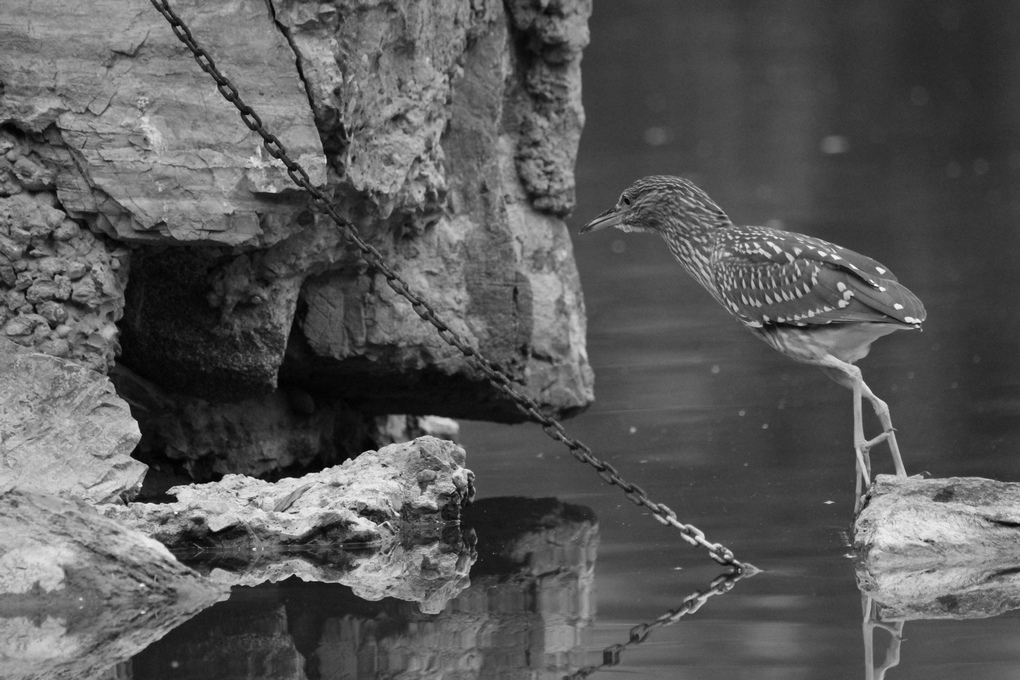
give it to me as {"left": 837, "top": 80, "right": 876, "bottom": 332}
{"left": 0, "top": 338, "right": 145, "bottom": 503}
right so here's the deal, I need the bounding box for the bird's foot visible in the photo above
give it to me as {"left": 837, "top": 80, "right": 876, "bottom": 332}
{"left": 859, "top": 431, "right": 890, "bottom": 455}
{"left": 854, "top": 447, "right": 872, "bottom": 489}
{"left": 876, "top": 427, "right": 908, "bottom": 477}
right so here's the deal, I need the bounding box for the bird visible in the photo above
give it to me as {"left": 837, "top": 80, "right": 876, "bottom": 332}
{"left": 581, "top": 176, "right": 926, "bottom": 510}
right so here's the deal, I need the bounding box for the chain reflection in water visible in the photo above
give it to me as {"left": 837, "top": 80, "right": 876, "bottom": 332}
{"left": 566, "top": 570, "right": 746, "bottom": 680}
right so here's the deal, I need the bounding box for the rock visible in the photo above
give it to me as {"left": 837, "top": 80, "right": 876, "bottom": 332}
{"left": 854, "top": 475, "right": 1020, "bottom": 620}
{"left": 0, "top": 487, "right": 227, "bottom": 680}
{"left": 101, "top": 436, "right": 474, "bottom": 550}
{"left": 0, "top": 0, "right": 325, "bottom": 245}
{"left": 854, "top": 475, "right": 1020, "bottom": 568}
{"left": 372, "top": 414, "right": 461, "bottom": 448}
{"left": 505, "top": 0, "right": 590, "bottom": 215}
{"left": 272, "top": 0, "right": 594, "bottom": 422}
{"left": 3, "top": 0, "right": 595, "bottom": 471}
{"left": 0, "top": 188, "right": 127, "bottom": 371}
{"left": 0, "top": 339, "right": 146, "bottom": 504}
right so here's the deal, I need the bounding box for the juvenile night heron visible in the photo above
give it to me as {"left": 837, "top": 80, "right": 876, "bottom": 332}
{"left": 582, "top": 176, "right": 926, "bottom": 508}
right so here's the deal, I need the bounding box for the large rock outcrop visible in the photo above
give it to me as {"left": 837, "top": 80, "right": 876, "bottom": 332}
{"left": 1, "top": 0, "right": 594, "bottom": 473}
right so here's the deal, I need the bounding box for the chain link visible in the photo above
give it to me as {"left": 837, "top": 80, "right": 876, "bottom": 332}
{"left": 148, "top": 0, "right": 751, "bottom": 572}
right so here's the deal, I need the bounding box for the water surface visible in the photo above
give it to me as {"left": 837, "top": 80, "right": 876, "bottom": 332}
{"left": 462, "top": 1, "right": 1020, "bottom": 677}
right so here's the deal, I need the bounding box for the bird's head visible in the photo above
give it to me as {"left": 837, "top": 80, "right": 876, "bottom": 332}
{"left": 580, "top": 176, "right": 732, "bottom": 237}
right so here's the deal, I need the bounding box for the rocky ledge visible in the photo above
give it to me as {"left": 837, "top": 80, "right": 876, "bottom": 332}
{"left": 101, "top": 436, "right": 475, "bottom": 552}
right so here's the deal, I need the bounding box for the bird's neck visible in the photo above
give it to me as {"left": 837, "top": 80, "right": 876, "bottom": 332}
{"left": 662, "top": 218, "right": 719, "bottom": 292}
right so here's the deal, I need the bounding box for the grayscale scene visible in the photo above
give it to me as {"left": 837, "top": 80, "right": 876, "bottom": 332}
{"left": 3, "top": 1, "right": 1020, "bottom": 679}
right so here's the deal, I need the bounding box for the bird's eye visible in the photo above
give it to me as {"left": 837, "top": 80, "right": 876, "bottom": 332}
{"left": 621, "top": 195, "right": 632, "bottom": 207}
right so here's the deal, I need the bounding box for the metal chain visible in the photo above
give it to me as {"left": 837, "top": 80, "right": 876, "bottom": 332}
{"left": 148, "top": 0, "right": 750, "bottom": 572}
{"left": 564, "top": 571, "right": 743, "bottom": 680}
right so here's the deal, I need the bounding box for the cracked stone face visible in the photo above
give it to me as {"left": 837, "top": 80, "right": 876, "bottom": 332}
{"left": 1, "top": 0, "right": 595, "bottom": 474}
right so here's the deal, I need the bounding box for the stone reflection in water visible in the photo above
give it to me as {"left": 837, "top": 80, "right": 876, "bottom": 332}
{"left": 0, "top": 489, "right": 227, "bottom": 680}
{"left": 855, "top": 475, "right": 1020, "bottom": 621}
{"left": 125, "top": 497, "right": 597, "bottom": 679}
{"left": 176, "top": 522, "right": 475, "bottom": 616}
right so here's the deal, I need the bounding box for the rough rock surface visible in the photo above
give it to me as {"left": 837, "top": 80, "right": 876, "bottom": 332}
{"left": 2, "top": 0, "right": 594, "bottom": 471}
{"left": 0, "top": 487, "right": 227, "bottom": 680}
{"left": 0, "top": 134, "right": 129, "bottom": 371}
{"left": 0, "top": 0, "right": 326, "bottom": 245}
{"left": 101, "top": 436, "right": 474, "bottom": 549}
{"left": 272, "top": 0, "right": 594, "bottom": 421}
{"left": 0, "top": 339, "right": 145, "bottom": 504}
{"left": 854, "top": 475, "right": 1020, "bottom": 568}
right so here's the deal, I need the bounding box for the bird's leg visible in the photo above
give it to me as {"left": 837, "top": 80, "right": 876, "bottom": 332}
{"left": 851, "top": 374, "right": 871, "bottom": 513}
{"left": 850, "top": 371, "right": 871, "bottom": 481}
{"left": 821, "top": 360, "right": 873, "bottom": 503}
{"left": 858, "top": 379, "right": 907, "bottom": 477}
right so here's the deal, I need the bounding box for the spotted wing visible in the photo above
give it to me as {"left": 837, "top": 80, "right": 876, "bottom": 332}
{"left": 711, "top": 226, "right": 926, "bottom": 329}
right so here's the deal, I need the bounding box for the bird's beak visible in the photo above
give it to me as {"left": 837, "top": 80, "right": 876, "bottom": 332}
{"left": 580, "top": 206, "right": 626, "bottom": 234}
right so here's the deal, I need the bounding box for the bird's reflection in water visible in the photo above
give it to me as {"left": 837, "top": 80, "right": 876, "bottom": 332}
{"left": 863, "top": 595, "right": 905, "bottom": 680}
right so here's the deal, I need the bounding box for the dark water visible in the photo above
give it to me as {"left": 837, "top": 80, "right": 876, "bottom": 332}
{"left": 459, "top": 1, "right": 1020, "bottom": 678}
{"left": 119, "top": 2, "right": 1020, "bottom": 678}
